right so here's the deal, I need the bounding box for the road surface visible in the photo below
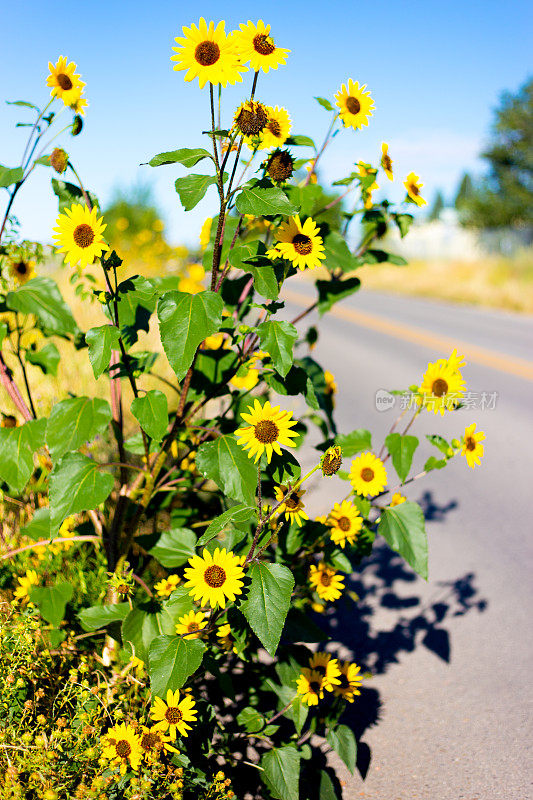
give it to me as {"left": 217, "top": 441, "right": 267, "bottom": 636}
{"left": 281, "top": 283, "right": 533, "bottom": 800}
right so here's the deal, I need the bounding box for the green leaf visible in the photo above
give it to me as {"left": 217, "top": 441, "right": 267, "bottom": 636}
{"left": 6, "top": 100, "right": 40, "bottom": 109}
{"left": 197, "top": 504, "right": 256, "bottom": 547}
{"left": 196, "top": 434, "right": 257, "bottom": 506}
{"left": 79, "top": 603, "right": 131, "bottom": 631}
{"left": 426, "top": 434, "right": 451, "bottom": 456}
{"left": 363, "top": 248, "right": 408, "bottom": 266}
{"left": 326, "top": 724, "right": 357, "bottom": 774}
{"left": 378, "top": 501, "right": 428, "bottom": 579}
{"left": 131, "top": 390, "right": 169, "bottom": 441}
{"left": 147, "top": 528, "right": 197, "bottom": 568}
{"left": 20, "top": 507, "right": 51, "bottom": 541}
{"left": 316, "top": 277, "right": 361, "bottom": 314}
{"left": 228, "top": 240, "right": 281, "bottom": 300}
{"left": 113, "top": 276, "right": 156, "bottom": 346}
{"left": 318, "top": 771, "right": 339, "bottom": 800}
{"left": 257, "top": 320, "right": 298, "bottom": 378}
{"left": 385, "top": 432, "right": 419, "bottom": 482}
{"left": 335, "top": 428, "right": 372, "bottom": 457}
{"left": 315, "top": 96, "right": 334, "bottom": 111}
{"left": 6, "top": 277, "right": 78, "bottom": 336}
{"left": 85, "top": 325, "right": 120, "bottom": 379}
{"left": 49, "top": 452, "right": 114, "bottom": 537}
{"left": 46, "top": 397, "right": 112, "bottom": 460}
{"left": 395, "top": 213, "right": 414, "bottom": 238}
{"left": 236, "top": 185, "right": 299, "bottom": 217}
{"left": 424, "top": 455, "right": 446, "bottom": 472}
{"left": 51, "top": 178, "right": 98, "bottom": 212}
{"left": 122, "top": 605, "right": 163, "bottom": 664}
{"left": 175, "top": 173, "right": 218, "bottom": 211}
{"left": 323, "top": 230, "right": 361, "bottom": 273}
{"left": 0, "top": 420, "right": 40, "bottom": 491}
{"left": 285, "top": 134, "right": 316, "bottom": 148}
{"left": 25, "top": 342, "right": 60, "bottom": 375}
{"left": 237, "top": 707, "right": 265, "bottom": 734}
{"left": 148, "top": 635, "right": 206, "bottom": 698}
{"left": 261, "top": 746, "right": 300, "bottom": 800}
{"left": 30, "top": 582, "right": 73, "bottom": 628}
{"left": 147, "top": 148, "right": 213, "bottom": 168}
{"left": 240, "top": 562, "right": 294, "bottom": 656}
{"left": 158, "top": 290, "right": 224, "bottom": 381}
{"left": 0, "top": 164, "right": 23, "bottom": 188}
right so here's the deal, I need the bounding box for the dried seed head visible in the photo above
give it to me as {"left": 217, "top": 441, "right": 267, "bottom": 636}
{"left": 265, "top": 149, "right": 294, "bottom": 183}
{"left": 321, "top": 445, "right": 342, "bottom": 476}
{"left": 49, "top": 148, "right": 69, "bottom": 174}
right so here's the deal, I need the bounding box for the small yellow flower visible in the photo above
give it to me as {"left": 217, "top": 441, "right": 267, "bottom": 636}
{"left": 381, "top": 142, "right": 393, "bottom": 180}
{"left": 14, "top": 569, "right": 39, "bottom": 603}
{"left": 234, "top": 99, "right": 269, "bottom": 137}
{"left": 296, "top": 668, "right": 325, "bottom": 706}
{"left": 230, "top": 357, "right": 261, "bottom": 391}
{"left": 418, "top": 356, "right": 465, "bottom": 415}
{"left": 52, "top": 203, "right": 107, "bottom": 268}
{"left": 184, "top": 548, "right": 245, "bottom": 609}
{"left": 403, "top": 172, "right": 427, "bottom": 206}
{"left": 100, "top": 723, "right": 142, "bottom": 775}
{"left": 349, "top": 452, "right": 387, "bottom": 497}
{"left": 171, "top": 18, "right": 247, "bottom": 89}
{"left": 232, "top": 20, "right": 290, "bottom": 73}
{"left": 200, "top": 217, "right": 212, "bottom": 250}
{"left": 154, "top": 574, "right": 181, "bottom": 598}
{"left": 235, "top": 399, "right": 299, "bottom": 463}
{"left": 9, "top": 259, "right": 35, "bottom": 284}
{"left": 249, "top": 105, "right": 292, "bottom": 151}
{"left": 175, "top": 610, "right": 208, "bottom": 639}
{"left": 268, "top": 215, "right": 326, "bottom": 271}
{"left": 324, "top": 370, "right": 337, "bottom": 398}
{"left": 217, "top": 622, "right": 239, "bottom": 653}
{"left": 333, "top": 661, "right": 363, "bottom": 703}
{"left": 47, "top": 56, "right": 85, "bottom": 106}
{"left": 274, "top": 485, "right": 308, "bottom": 527}
{"left": 335, "top": 80, "right": 375, "bottom": 130}
{"left": 461, "top": 423, "right": 486, "bottom": 468}
{"left": 390, "top": 492, "right": 406, "bottom": 507}
{"left": 150, "top": 689, "right": 197, "bottom": 740}
{"left": 309, "top": 563, "right": 345, "bottom": 602}
{"left": 69, "top": 94, "right": 88, "bottom": 116}
{"left": 327, "top": 500, "right": 362, "bottom": 548}
{"left": 139, "top": 725, "right": 178, "bottom": 757}
{"left": 308, "top": 652, "right": 341, "bottom": 691}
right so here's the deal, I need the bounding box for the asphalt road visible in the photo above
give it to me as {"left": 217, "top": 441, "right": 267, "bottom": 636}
{"left": 281, "top": 283, "right": 533, "bottom": 800}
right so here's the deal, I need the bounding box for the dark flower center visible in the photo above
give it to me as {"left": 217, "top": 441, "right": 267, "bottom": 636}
{"left": 57, "top": 73, "right": 73, "bottom": 91}
{"left": 310, "top": 681, "right": 321, "bottom": 693}
{"left": 253, "top": 34, "right": 276, "bottom": 55}
{"left": 115, "top": 740, "right": 132, "bottom": 758}
{"left": 266, "top": 150, "right": 294, "bottom": 183}
{"left": 236, "top": 102, "right": 268, "bottom": 135}
{"left": 432, "top": 378, "right": 448, "bottom": 397}
{"left": 465, "top": 437, "right": 476, "bottom": 451}
{"left": 338, "top": 673, "right": 350, "bottom": 689}
{"left": 73, "top": 223, "right": 95, "bottom": 248}
{"left": 165, "top": 706, "right": 183, "bottom": 723}
{"left": 267, "top": 119, "right": 282, "bottom": 138}
{"left": 254, "top": 419, "right": 279, "bottom": 444}
{"left": 15, "top": 261, "right": 28, "bottom": 275}
{"left": 361, "top": 467, "right": 374, "bottom": 482}
{"left": 313, "top": 664, "right": 326, "bottom": 676}
{"left": 284, "top": 493, "right": 300, "bottom": 510}
{"left": 337, "top": 516, "right": 351, "bottom": 532}
{"left": 140, "top": 732, "right": 158, "bottom": 751}
{"left": 409, "top": 182, "right": 420, "bottom": 196}
{"left": 322, "top": 449, "right": 342, "bottom": 476}
{"left": 320, "top": 572, "right": 332, "bottom": 587}
{"left": 195, "top": 40, "right": 220, "bottom": 66}
{"left": 292, "top": 233, "right": 312, "bottom": 255}
{"left": 204, "top": 565, "right": 226, "bottom": 588}
{"left": 188, "top": 622, "right": 200, "bottom": 632}
{"left": 346, "top": 96, "right": 361, "bottom": 115}
{"left": 383, "top": 154, "right": 392, "bottom": 171}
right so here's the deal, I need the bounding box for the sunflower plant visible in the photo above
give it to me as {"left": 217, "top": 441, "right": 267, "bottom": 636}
{"left": 0, "top": 19, "right": 486, "bottom": 800}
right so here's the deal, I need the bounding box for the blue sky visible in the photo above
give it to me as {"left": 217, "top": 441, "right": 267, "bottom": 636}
{"left": 1, "top": 0, "right": 531, "bottom": 247}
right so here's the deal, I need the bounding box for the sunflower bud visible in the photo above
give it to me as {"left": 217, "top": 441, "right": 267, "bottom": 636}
{"left": 234, "top": 100, "right": 268, "bottom": 136}
{"left": 264, "top": 148, "right": 295, "bottom": 184}
{"left": 71, "top": 115, "right": 83, "bottom": 136}
{"left": 49, "top": 148, "right": 69, "bottom": 174}
{"left": 320, "top": 445, "right": 342, "bottom": 476}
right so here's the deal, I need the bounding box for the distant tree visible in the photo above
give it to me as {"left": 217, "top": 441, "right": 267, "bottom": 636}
{"left": 454, "top": 173, "right": 474, "bottom": 210}
{"left": 428, "top": 190, "right": 445, "bottom": 221}
{"left": 460, "top": 78, "right": 533, "bottom": 229}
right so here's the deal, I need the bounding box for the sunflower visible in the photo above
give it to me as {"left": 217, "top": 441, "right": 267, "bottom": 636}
{"left": 175, "top": 610, "right": 208, "bottom": 639}
{"left": 69, "top": 94, "right": 88, "bottom": 116}
{"left": 438, "top": 347, "right": 465, "bottom": 374}
{"left": 154, "top": 574, "right": 181, "bottom": 597}
{"left": 335, "top": 80, "right": 375, "bottom": 130}
{"left": 13, "top": 569, "right": 39, "bottom": 603}
{"left": 100, "top": 723, "right": 142, "bottom": 774}
{"left": 171, "top": 18, "right": 247, "bottom": 89}
{"left": 327, "top": 500, "right": 363, "bottom": 548}
{"left": 200, "top": 217, "right": 212, "bottom": 250}
{"left": 309, "top": 563, "right": 345, "bottom": 602}
{"left": 263, "top": 148, "right": 295, "bottom": 184}
{"left": 461, "top": 423, "right": 486, "bottom": 468}
{"left": 47, "top": 57, "right": 85, "bottom": 106}
{"left": 235, "top": 399, "right": 299, "bottom": 463}
{"left": 403, "top": 172, "right": 427, "bottom": 206}
{"left": 320, "top": 445, "right": 343, "bottom": 477}
{"left": 217, "top": 622, "right": 238, "bottom": 653}
{"left": 139, "top": 725, "right": 178, "bottom": 757}
{"left": 274, "top": 485, "right": 308, "bottom": 527}
{"left": 418, "top": 359, "right": 465, "bottom": 415}
{"left": 229, "top": 359, "right": 261, "bottom": 391}
{"left": 234, "top": 100, "right": 269, "bottom": 136}
{"left": 390, "top": 492, "right": 406, "bottom": 507}
{"left": 52, "top": 203, "right": 107, "bottom": 268}
{"left": 9, "top": 259, "right": 35, "bottom": 285}
{"left": 324, "top": 370, "right": 337, "bottom": 399}
{"left": 349, "top": 452, "right": 387, "bottom": 497}
{"left": 381, "top": 142, "right": 393, "bottom": 180}
{"left": 184, "top": 548, "right": 245, "bottom": 609}
{"left": 308, "top": 652, "right": 341, "bottom": 691}
{"left": 250, "top": 105, "right": 292, "bottom": 151}
{"left": 233, "top": 20, "right": 290, "bottom": 73}
{"left": 332, "top": 661, "right": 363, "bottom": 703}
{"left": 150, "top": 689, "right": 197, "bottom": 740}
{"left": 268, "top": 216, "right": 326, "bottom": 271}
{"left": 296, "top": 668, "right": 325, "bottom": 706}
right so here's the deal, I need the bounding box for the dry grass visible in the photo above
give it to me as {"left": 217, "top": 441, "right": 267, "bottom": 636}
{"left": 356, "top": 250, "right": 533, "bottom": 314}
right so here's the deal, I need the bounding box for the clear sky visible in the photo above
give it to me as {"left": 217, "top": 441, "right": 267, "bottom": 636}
{"left": 1, "top": 0, "right": 531, "bottom": 247}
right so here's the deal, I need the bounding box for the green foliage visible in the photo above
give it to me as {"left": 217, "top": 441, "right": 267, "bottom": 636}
{"left": 85, "top": 324, "right": 121, "bottom": 378}
{"left": 46, "top": 396, "right": 112, "bottom": 460}
{"left": 131, "top": 389, "right": 169, "bottom": 440}
{"left": 385, "top": 432, "right": 419, "bottom": 482}
{"left": 147, "top": 147, "right": 213, "bottom": 168}
{"left": 378, "top": 502, "right": 428, "bottom": 580}
{"left": 175, "top": 173, "right": 222, "bottom": 210}
{"left": 240, "top": 562, "right": 295, "bottom": 656}
{"left": 261, "top": 746, "right": 301, "bottom": 800}
{"left": 6, "top": 276, "right": 78, "bottom": 335}
{"left": 196, "top": 434, "right": 257, "bottom": 505}
{"left": 257, "top": 319, "right": 298, "bottom": 377}
{"left": 235, "top": 183, "right": 299, "bottom": 216}
{"left": 148, "top": 635, "right": 206, "bottom": 697}
{"left": 49, "top": 453, "right": 114, "bottom": 536}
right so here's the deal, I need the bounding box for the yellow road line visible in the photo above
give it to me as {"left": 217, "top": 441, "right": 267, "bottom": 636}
{"left": 282, "top": 288, "right": 533, "bottom": 382}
